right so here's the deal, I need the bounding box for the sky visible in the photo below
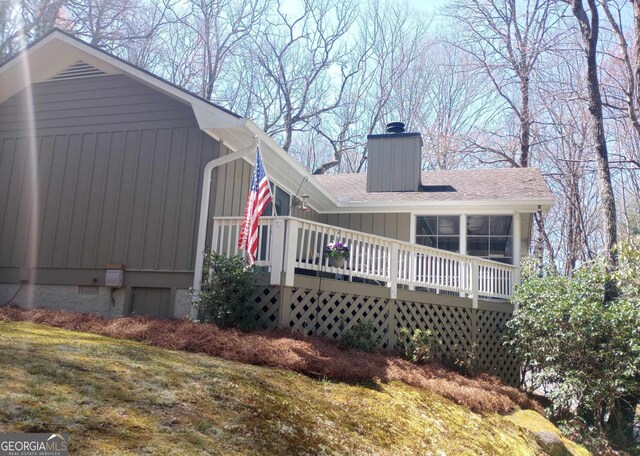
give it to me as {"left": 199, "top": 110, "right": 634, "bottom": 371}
{"left": 407, "top": 0, "right": 449, "bottom": 13}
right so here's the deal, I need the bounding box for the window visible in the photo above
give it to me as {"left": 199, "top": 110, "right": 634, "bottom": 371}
{"left": 415, "top": 216, "right": 460, "bottom": 253}
{"left": 259, "top": 183, "right": 291, "bottom": 262}
{"left": 264, "top": 183, "right": 290, "bottom": 216}
{"left": 466, "top": 215, "right": 512, "bottom": 264}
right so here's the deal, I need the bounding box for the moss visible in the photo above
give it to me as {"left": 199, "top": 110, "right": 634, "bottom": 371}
{"left": 506, "top": 410, "right": 591, "bottom": 456}
{"left": 0, "top": 321, "right": 589, "bottom": 455}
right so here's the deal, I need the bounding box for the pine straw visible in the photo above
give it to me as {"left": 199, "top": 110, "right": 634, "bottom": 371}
{"left": 0, "top": 305, "right": 540, "bottom": 415}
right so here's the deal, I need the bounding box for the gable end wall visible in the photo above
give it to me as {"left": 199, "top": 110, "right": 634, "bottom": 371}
{"left": 0, "top": 75, "right": 219, "bottom": 290}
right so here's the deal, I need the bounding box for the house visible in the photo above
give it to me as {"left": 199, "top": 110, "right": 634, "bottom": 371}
{"left": 0, "top": 30, "right": 552, "bottom": 380}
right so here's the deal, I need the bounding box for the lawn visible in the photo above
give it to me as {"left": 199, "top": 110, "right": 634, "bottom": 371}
{"left": 0, "top": 321, "right": 588, "bottom": 455}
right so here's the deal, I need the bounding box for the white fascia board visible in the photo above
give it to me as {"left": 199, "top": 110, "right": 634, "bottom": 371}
{"left": 0, "top": 34, "right": 119, "bottom": 104}
{"left": 1, "top": 31, "right": 244, "bottom": 130}
{"left": 201, "top": 120, "right": 337, "bottom": 213}
{"left": 243, "top": 121, "right": 338, "bottom": 210}
{"left": 323, "top": 199, "right": 554, "bottom": 214}
{"left": 202, "top": 125, "right": 254, "bottom": 151}
{"left": 193, "top": 106, "right": 246, "bottom": 132}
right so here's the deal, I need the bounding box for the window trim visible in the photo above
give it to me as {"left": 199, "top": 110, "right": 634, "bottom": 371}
{"left": 466, "top": 215, "right": 513, "bottom": 263}
{"left": 414, "top": 215, "right": 462, "bottom": 253}
{"left": 412, "top": 213, "right": 518, "bottom": 265}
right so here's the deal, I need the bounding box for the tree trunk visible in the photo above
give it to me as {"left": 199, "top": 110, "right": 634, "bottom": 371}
{"left": 520, "top": 75, "right": 531, "bottom": 168}
{"left": 634, "top": 0, "right": 640, "bottom": 114}
{"left": 571, "top": 0, "right": 618, "bottom": 270}
{"left": 607, "top": 394, "right": 638, "bottom": 447}
{"left": 570, "top": 0, "right": 630, "bottom": 443}
{"left": 534, "top": 211, "right": 557, "bottom": 270}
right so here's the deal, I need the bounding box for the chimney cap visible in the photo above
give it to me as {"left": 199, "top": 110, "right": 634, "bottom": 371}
{"left": 386, "top": 122, "right": 405, "bottom": 133}
{"left": 367, "top": 131, "right": 421, "bottom": 140}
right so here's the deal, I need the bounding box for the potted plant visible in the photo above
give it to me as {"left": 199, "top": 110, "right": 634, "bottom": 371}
{"left": 325, "top": 242, "right": 349, "bottom": 268}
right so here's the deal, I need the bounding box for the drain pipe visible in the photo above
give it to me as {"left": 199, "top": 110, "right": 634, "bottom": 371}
{"left": 190, "top": 136, "right": 259, "bottom": 319}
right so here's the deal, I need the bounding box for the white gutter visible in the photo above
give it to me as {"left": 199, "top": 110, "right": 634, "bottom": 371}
{"left": 322, "top": 199, "right": 555, "bottom": 214}
{"left": 244, "top": 122, "right": 338, "bottom": 207}
{"left": 190, "top": 137, "right": 258, "bottom": 319}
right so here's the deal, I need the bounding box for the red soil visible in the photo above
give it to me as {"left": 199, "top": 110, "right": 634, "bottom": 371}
{"left": 0, "top": 305, "right": 539, "bottom": 414}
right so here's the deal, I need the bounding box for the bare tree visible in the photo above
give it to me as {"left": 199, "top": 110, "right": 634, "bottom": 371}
{"left": 0, "top": 1, "right": 64, "bottom": 61}
{"left": 538, "top": 63, "right": 600, "bottom": 273}
{"left": 447, "top": 0, "right": 566, "bottom": 168}
{"left": 567, "top": 0, "right": 618, "bottom": 268}
{"left": 245, "top": 0, "right": 357, "bottom": 152}
{"left": 352, "top": 0, "right": 432, "bottom": 172}
{"left": 162, "top": 0, "right": 270, "bottom": 101}
{"left": 54, "top": 0, "right": 173, "bottom": 54}
{"left": 600, "top": 1, "right": 640, "bottom": 137}
{"left": 417, "top": 41, "right": 497, "bottom": 170}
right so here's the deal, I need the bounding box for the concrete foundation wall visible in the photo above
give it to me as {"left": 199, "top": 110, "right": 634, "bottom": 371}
{"left": 0, "top": 283, "right": 191, "bottom": 319}
{"left": 0, "top": 283, "right": 125, "bottom": 317}
{"left": 173, "top": 289, "right": 192, "bottom": 320}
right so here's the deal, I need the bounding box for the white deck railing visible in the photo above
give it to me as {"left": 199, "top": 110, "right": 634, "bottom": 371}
{"left": 210, "top": 216, "right": 517, "bottom": 306}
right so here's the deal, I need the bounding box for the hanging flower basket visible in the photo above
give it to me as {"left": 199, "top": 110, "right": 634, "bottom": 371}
{"left": 328, "top": 256, "right": 346, "bottom": 268}
{"left": 325, "top": 242, "right": 349, "bottom": 268}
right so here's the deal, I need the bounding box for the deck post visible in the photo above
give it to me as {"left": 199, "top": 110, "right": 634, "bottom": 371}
{"left": 278, "top": 286, "right": 292, "bottom": 330}
{"left": 512, "top": 212, "right": 522, "bottom": 310}
{"left": 459, "top": 214, "right": 468, "bottom": 255}
{"left": 270, "top": 219, "right": 286, "bottom": 286}
{"left": 459, "top": 214, "right": 468, "bottom": 298}
{"left": 210, "top": 219, "right": 219, "bottom": 255}
{"left": 389, "top": 242, "right": 399, "bottom": 299}
{"left": 283, "top": 219, "right": 299, "bottom": 287}
{"left": 387, "top": 299, "right": 398, "bottom": 349}
{"left": 471, "top": 258, "right": 479, "bottom": 309}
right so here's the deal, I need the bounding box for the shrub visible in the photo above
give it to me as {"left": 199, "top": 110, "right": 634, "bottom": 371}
{"left": 442, "top": 342, "right": 478, "bottom": 377}
{"left": 506, "top": 246, "right": 640, "bottom": 448}
{"left": 192, "top": 252, "right": 258, "bottom": 331}
{"left": 340, "top": 320, "right": 381, "bottom": 352}
{"left": 397, "top": 328, "right": 441, "bottom": 364}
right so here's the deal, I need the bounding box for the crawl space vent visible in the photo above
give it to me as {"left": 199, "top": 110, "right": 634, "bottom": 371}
{"left": 48, "top": 61, "right": 106, "bottom": 81}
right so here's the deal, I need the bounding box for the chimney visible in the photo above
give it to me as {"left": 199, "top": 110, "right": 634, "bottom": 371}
{"left": 366, "top": 122, "right": 422, "bottom": 192}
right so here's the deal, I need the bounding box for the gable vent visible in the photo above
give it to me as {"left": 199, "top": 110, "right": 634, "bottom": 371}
{"left": 48, "top": 61, "right": 106, "bottom": 81}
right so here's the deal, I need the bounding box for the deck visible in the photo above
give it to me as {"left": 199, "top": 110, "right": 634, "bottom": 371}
{"left": 210, "top": 216, "right": 519, "bottom": 308}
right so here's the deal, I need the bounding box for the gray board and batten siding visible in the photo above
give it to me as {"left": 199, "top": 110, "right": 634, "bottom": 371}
{"left": 0, "top": 71, "right": 419, "bottom": 317}
{"left": 211, "top": 147, "right": 411, "bottom": 241}
{"left": 0, "top": 74, "right": 221, "bottom": 306}
{"left": 322, "top": 213, "right": 412, "bottom": 242}
{"left": 211, "top": 145, "right": 323, "bottom": 222}
{"left": 366, "top": 132, "right": 422, "bottom": 193}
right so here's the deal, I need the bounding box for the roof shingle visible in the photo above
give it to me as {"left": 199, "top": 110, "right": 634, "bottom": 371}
{"left": 312, "top": 168, "right": 553, "bottom": 203}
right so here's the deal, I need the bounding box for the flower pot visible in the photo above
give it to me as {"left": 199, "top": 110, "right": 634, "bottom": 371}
{"left": 328, "top": 256, "right": 346, "bottom": 268}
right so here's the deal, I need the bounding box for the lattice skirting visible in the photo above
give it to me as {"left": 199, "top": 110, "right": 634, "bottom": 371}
{"left": 252, "top": 281, "right": 519, "bottom": 385}
{"left": 252, "top": 286, "right": 280, "bottom": 330}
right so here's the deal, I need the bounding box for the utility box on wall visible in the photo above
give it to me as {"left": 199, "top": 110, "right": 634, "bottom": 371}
{"left": 105, "top": 264, "right": 125, "bottom": 288}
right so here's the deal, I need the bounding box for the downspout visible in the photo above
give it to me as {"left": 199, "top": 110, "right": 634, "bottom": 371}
{"left": 190, "top": 136, "right": 259, "bottom": 319}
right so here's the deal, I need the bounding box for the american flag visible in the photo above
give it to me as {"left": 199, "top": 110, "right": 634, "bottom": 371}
{"left": 238, "top": 147, "right": 272, "bottom": 266}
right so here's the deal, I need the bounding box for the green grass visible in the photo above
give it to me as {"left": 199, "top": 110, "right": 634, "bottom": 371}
{"left": 0, "top": 321, "right": 588, "bottom": 455}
